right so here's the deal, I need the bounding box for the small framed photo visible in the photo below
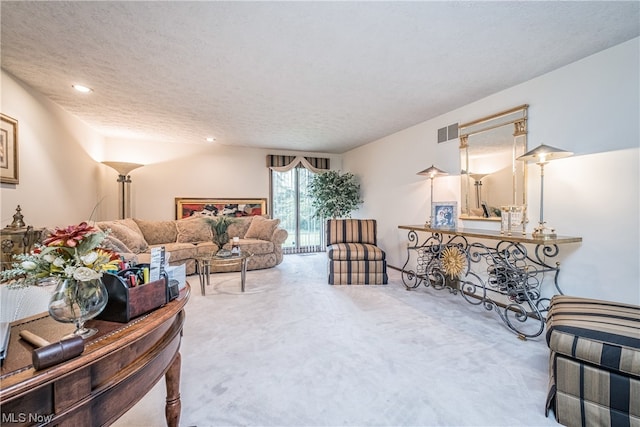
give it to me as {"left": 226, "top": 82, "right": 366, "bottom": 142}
{"left": 432, "top": 201, "right": 457, "bottom": 230}
{"left": 1, "top": 114, "right": 19, "bottom": 184}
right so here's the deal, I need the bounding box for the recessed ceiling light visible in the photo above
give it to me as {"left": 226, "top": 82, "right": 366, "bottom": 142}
{"left": 205, "top": 137, "right": 216, "bottom": 142}
{"left": 72, "top": 84, "right": 93, "bottom": 93}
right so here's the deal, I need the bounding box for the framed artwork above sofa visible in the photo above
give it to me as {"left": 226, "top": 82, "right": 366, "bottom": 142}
{"left": 175, "top": 198, "right": 267, "bottom": 220}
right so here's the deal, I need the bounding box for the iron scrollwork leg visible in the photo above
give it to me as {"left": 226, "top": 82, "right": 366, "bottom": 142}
{"left": 401, "top": 230, "right": 422, "bottom": 289}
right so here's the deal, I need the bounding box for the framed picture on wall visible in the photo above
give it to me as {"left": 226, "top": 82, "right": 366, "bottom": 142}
{"left": 175, "top": 198, "right": 267, "bottom": 220}
{"left": 0, "top": 114, "right": 19, "bottom": 184}
{"left": 431, "top": 201, "right": 457, "bottom": 230}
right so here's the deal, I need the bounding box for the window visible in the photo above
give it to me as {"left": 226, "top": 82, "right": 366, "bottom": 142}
{"left": 268, "top": 155, "right": 329, "bottom": 254}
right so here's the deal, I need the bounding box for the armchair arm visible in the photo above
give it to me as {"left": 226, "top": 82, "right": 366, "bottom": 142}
{"left": 271, "top": 228, "right": 289, "bottom": 245}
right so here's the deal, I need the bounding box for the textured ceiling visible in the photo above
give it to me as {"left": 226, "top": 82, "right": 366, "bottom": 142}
{"left": 1, "top": 1, "right": 638, "bottom": 154}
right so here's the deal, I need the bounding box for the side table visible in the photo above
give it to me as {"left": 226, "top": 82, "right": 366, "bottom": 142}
{"left": 398, "top": 225, "right": 582, "bottom": 339}
{"left": 0, "top": 284, "right": 190, "bottom": 427}
{"left": 196, "top": 252, "right": 252, "bottom": 295}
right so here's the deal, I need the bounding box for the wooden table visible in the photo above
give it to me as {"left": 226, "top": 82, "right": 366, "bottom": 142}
{"left": 0, "top": 283, "right": 190, "bottom": 426}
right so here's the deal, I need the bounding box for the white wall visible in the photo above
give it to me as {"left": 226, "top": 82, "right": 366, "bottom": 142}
{"left": 343, "top": 38, "right": 640, "bottom": 304}
{"left": 100, "top": 138, "right": 342, "bottom": 221}
{"left": 1, "top": 70, "right": 106, "bottom": 228}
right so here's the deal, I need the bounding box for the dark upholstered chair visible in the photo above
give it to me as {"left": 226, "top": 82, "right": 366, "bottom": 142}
{"left": 325, "top": 219, "right": 388, "bottom": 285}
{"left": 545, "top": 295, "right": 639, "bottom": 427}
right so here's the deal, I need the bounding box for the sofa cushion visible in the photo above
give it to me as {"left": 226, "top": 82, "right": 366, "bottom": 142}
{"left": 326, "top": 219, "right": 377, "bottom": 245}
{"left": 546, "top": 295, "right": 640, "bottom": 378}
{"left": 245, "top": 216, "right": 280, "bottom": 240}
{"left": 133, "top": 219, "right": 177, "bottom": 245}
{"left": 96, "top": 219, "right": 148, "bottom": 254}
{"left": 238, "top": 238, "right": 275, "bottom": 255}
{"left": 176, "top": 217, "right": 212, "bottom": 243}
{"left": 327, "top": 243, "right": 386, "bottom": 261}
{"left": 195, "top": 241, "right": 218, "bottom": 257}
{"left": 328, "top": 260, "right": 388, "bottom": 285}
{"left": 545, "top": 295, "right": 640, "bottom": 426}
{"left": 195, "top": 239, "right": 275, "bottom": 256}
{"left": 135, "top": 242, "right": 197, "bottom": 267}
{"left": 226, "top": 216, "right": 254, "bottom": 239}
{"left": 158, "top": 242, "right": 198, "bottom": 262}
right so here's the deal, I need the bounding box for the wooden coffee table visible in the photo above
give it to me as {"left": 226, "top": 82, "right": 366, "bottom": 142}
{"left": 196, "top": 252, "right": 252, "bottom": 295}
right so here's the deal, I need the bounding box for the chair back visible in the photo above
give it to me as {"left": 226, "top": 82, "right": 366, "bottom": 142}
{"left": 326, "top": 219, "right": 377, "bottom": 246}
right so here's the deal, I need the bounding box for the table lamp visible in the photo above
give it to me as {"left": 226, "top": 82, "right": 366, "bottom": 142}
{"left": 417, "top": 165, "right": 448, "bottom": 227}
{"left": 517, "top": 144, "right": 572, "bottom": 239}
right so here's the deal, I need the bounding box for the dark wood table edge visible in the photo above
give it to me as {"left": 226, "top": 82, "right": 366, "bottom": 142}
{"left": 0, "top": 283, "right": 191, "bottom": 427}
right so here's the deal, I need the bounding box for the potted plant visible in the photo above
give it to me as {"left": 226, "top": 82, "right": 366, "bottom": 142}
{"left": 204, "top": 216, "right": 236, "bottom": 256}
{"left": 308, "top": 170, "right": 363, "bottom": 219}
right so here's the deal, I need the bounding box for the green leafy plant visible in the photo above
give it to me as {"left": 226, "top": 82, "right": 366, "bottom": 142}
{"left": 204, "top": 216, "right": 236, "bottom": 248}
{"left": 308, "top": 170, "right": 363, "bottom": 219}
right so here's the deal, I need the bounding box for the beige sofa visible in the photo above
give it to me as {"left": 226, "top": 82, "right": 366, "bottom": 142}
{"left": 95, "top": 216, "right": 288, "bottom": 275}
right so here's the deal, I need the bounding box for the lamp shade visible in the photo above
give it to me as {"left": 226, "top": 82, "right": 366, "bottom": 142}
{"left": 417, "top": 165, "right": 448, "bottom": 179}
{"left": 102, "top": 161, "right": 144, "bottom": 175}
{"left": 469, "top": 173, "right": 489, "bottom": 181}
{"left": 517, "top": 144, "right": 573, "bottom": 164}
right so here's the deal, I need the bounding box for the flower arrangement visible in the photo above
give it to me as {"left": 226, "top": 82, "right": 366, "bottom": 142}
{"left": 1, "top": 221, "right": 121, "bottom": 287}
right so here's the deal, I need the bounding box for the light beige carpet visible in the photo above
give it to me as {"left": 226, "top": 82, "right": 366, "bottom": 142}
{"left": 114, "top": 253, "right": 559, "bottom": 427}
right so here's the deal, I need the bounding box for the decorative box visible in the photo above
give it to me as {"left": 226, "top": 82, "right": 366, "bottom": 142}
{"left": 97, "top": 268, "right": 169, "bottom": 323}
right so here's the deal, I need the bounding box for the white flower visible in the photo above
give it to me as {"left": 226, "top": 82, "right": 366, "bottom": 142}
{"left": 21, "top": 261, "right": 37, "bottom": 271}
{"left": 53, "top": 257, "right": 66, "bottom": 268}
{"left": 43, "top": 253, "right": 56, "bottom": 263}
{"left": 81, "top": 251, "right": 98, "bottom": 265}
{"left": 64, "top": 266, "right": 76, "bottom": 277}
{"left": 73, "top": 266, "right": 101, "bottom": 281}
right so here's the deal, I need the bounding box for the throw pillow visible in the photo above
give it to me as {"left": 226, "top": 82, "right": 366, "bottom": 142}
{"left": 95, "top": 220, "right": 148, "bottom": 254}
{"left": 226, "top": 216, "right": 253, "bottom": 239}
{"left": 102, "top": 233, "right": 131, "bottom": 254}
{"left": 133, "top": 219, "right": 178, "bottom": 245}
{"left": 244, "top": 216, "right": 280, "bottom": 241}
{"left": 176, "top": 217, "right": 212, "bottom": 243}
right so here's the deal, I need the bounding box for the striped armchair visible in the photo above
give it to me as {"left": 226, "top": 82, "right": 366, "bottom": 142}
{"left": 326, "top": 219, "right": 388, "bottom": 285}
{"left": 545, "top": 295, "right": 640, "bottom": 427}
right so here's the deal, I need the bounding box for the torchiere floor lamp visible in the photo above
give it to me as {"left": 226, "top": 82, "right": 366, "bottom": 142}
{"left": 469, "top": 173, "right": 489, "bottom": 210}
{"left": 102, "top": 161, "right": 143, "bottom": 219}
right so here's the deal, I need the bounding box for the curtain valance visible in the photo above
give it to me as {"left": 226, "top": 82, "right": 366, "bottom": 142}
{"left": 266, "top": 155, "right": 330, "bottom": 174}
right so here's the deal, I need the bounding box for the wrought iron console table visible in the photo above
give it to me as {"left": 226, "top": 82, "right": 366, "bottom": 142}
{"left": 398, "top": 225, "right": 582, "bottom": 339}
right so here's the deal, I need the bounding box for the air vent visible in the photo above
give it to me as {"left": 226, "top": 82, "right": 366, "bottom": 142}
{"left": 437, "top": 123, "right": 459, "bottom": 143}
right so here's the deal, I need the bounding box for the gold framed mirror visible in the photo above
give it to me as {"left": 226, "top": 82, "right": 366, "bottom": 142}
{"left": 459, "top": 105, "right": 528, "bottom": 221}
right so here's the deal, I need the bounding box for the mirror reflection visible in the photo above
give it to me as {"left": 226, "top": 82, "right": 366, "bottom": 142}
{"left": 459, "top": 105, "right": 528, "bottom": 221}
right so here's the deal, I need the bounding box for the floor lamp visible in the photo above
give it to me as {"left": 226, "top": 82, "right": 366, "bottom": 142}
{"left": 469, "top": 173, "right": 489, "bottom": 209}
{"left": 102, "top": 161, "right": 144, "bottom": 219}
{"left": 517, "top": 144, "right": 572, "bottom": 239}
{"left": 417, "top": 165, "right": 448, "bottom": 227}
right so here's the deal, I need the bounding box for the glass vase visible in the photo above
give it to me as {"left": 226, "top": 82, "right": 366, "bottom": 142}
{"left": 214, "top": 232, "right": 230, "bottom": 256}
{"left": 48, "top": 277, "right": 108, "bottom": 338}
